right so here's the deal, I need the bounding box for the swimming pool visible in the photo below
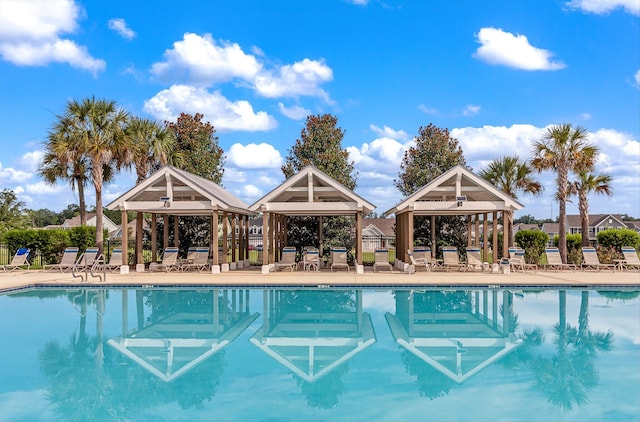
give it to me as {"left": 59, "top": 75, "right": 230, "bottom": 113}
{"left": 0, "top": 287, "right": 638, "bottom": 421}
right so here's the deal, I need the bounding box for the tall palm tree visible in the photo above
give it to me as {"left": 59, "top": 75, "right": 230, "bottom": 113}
{"left": 569, "top": 170, "right": 613, "bottom": 247}
{"left": 479, "top": 155, "right": 542, "bottom": 247}
{"left": 531, "top": 124, "right": 597, "bottom": 263}
{"left": 125, "top": 117, "right": 181, "bottom": 264}
{"left": 63, "top": 97, "right": 130, "bottom": 253}
{"left": 40, "top": 115, "right": 91, "bottom": 226}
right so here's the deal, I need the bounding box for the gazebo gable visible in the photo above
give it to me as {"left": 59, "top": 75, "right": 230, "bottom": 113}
{"left": 385, "top": 165, "right": 523, "bottom": 215}
{"left": 107, "top": 165, "right": 250, "bottom": 215}
{"left": 249, "top": 166, "right": 375, "bottom": 215}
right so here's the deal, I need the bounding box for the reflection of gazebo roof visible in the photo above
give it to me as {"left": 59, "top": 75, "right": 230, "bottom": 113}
{"left": 385, "top": 292, "right": 521, "bottom": 383}
{"left": 108, "top": 310, "right": 258, "bottom": 382}
{"left": 248, "top": 166, "right": 375, "bottom": 216}
{"left": 107, "top": 165, "right": 250, "bottom": 216}
{"left": 250, "top": 311, "right": 376, "bottom": 382}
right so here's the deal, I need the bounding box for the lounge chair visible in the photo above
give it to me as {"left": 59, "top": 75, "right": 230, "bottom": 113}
{"left": 149, "top": 247, "right": 180, "bottom": 272}
{"left": 178, "top": 246, "right": 199, "bottom": 271}
{"left": 74, "top": 247, "right": 101, "bottom": 271}
{"left": 330, "top": 247, "right": 350, "bottom": 272}
{"left": 276, "top": 246, "right": 297, "bottom": 271}
{"left": 581, "top": 246, "right": 614, "bottom": 271}
{"left": 465, "top": 247, "right": 489, "bottom": 271}
{"left": 44, "top": 247, "right": 79, "bottom": 272}
{"left": 373, "top": 248, "right": 392, "bottom": 272}
{"left": 407, "top": 249, "right": 429, "bottom": 273}
{"left": 544, "top": 247, "right": 577, "bottom": 271}
{"left": 181, "top": 247, "right": 211, "bottom": 272}
{"left": 103, "top": 248, "right": 124, "bottom": 272}
{"left": 442, "top": 246, "right": 466, "bottom": 271}
{"left": 303, "top": 248, "right": 320, "bottom": 271}
{"left": 621, "top": 246, "right": 640, "bottom": 271}
{"left": 509, "top": 248, "right": 538, "bottom": 273}
{"left": 1, "top": 248, "right": 30, "bottom": 272}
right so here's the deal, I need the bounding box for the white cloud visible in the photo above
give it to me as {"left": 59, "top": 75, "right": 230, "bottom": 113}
{"left": 0, "top": 162, "right": 31, "bottom": 183}
{"left": 150, "top": 33, "right": 262, "bottom": 86}
{"left": 143, "top": 84, "right": 277, "bottom": 132}
{"left": 348, "top": 0, "right": 369, "bottom": 5}
{"left": 20, "top": 151, "right": 44, "bottom": 172}
{"left": 25, "top": 181, "right": 64, "bottom": 195}
{"left": 463, "top": 104, "right": 481, "bottom": 116}
{"left": 580, "top": 112, "right": 593, "bottom": 120}
{"left": 227, "top": 143, "right": 283, "bottom": 169}
{"left": 0, "top": 0, "right": 105, "bottom": 74}
{"left": 108, "top": 18, "right": 135, "bottom": 40}
{"left": 278, "top": 103, "right": 310, "bottom": 120}
{"left": 370, "top": 124, "right": 409, "bottom": 141}
{"left": 565, "top": 0, "right": 640, "bottom": 15}
{"left": 635, "top": 69, "right": 640, "bottom": 88}
{"left": 473, "top": 27, "right": 566, "bottom": 71}
{"left": 254, "top": 58, "right": 333, "bottom": 101}
{"left": 417, "top": 104, "right": 439, "bottom": 115}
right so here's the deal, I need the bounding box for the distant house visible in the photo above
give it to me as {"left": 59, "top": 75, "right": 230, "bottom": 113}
{"left": 44, "top": 213, "right": 119, "bottom": 239}
{"left": 541, "top": 214, "right": 629, "bottom": 246}
{"left": 362, "top": 218, "right": 395, "bottom": 250}
{"left": 541, "top": 222, "right": 560, "bottom": 246}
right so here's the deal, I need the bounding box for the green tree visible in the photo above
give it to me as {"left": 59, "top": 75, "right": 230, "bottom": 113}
{"left": 0, "top": 189, "right": 30, "bottom": 235}
{"left": 479, "top": 155, "right": 542, "bottom": 247}
{"left": 29, "top": 208, "right": 61, "bottom": 227}
{"left": 165, "top": 112, "right": 224, "bottom": 182}
{"left": 394, "top": 124, "right": 468, "bottom": 252}
{"left": 514, "top": 229, "right": 548, "bottom": 264}
{"left": 531, "top": 124, "right": 597, "bottom": 264}
{"left": 59, "top": 204, "right": 80, "bottom": 221}
{"left": 45, "top": 97, "right": 130, "bottom": 253}
{"left": 282, "top": 114, "right": 356, "bottom": 188}
{"left": 281, "top": 114, "right": 357, "bottom": 254}
{"left": 569, "top": 170, "right": 613, "bottom": 247}
{"left": 40, "top": 115, "right": 91, "bottom": 226}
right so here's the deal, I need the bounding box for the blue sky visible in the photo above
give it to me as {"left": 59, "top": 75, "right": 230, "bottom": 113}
{"left": 0, "top": 0, "right": 638, "bottom": 220}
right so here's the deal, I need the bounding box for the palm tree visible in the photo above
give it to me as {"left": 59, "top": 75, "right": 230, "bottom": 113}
{"left": 479, "top": 155, "right": 542, "bottom": 247}
{"left": 569, "top": 170, "right": 613, "bottom": 247}
{"left": 62, "top": 97, "right": 130, "bottom": 253}
{"left": 531, "top": 124, "right": 597, "bottom": 263}
{"left": 125, "top": 117, "right": 181, "bottom": 263}
{"left": 40, "top": 116, "right": 91, "bottom": 226}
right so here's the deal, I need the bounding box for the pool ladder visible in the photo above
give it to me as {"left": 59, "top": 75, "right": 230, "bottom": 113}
{"left": 71, "top": 253, "right": 107, "bottom": 283}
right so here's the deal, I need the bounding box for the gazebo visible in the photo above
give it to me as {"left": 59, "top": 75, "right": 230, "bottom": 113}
{"left": 384, "top": 165, "right": 523, "bottom": 264}
{"left": 106, "top": 165, "right": 253, "bottom": 273}
{"left": 248, "top": 166, "right": 376, "bottom": 273}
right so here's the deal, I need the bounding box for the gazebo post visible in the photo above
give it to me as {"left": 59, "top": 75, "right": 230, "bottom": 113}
{"left": 269, "top": 212, "right": 276, "bottom": 263}
{"left": 163, "top": 215, "right": 169, "bottom": 250}
{"left": 431, "top": 215, "right": 436, "bottom": 259}
{"left": 120, "top": 208, "right": 129, "bottom": 273}
{"left": 502, "top": 211, "right": 509, "bottom": 259}
{"left": 173, "top": 215, "right": 179, "bottom": 248}
{"left": 262, "top": 211, "right": 269, "bottom": 266}
{"left": 492, "top": 211, "right": 498, "bottom": 263}
{"left": 231, "top": 212, "right": 237, "bottom": 265}
{"left": 222, "top": 211, "right": 229, "bottom": 269}
{"left": 136, "top": 212, "right": 143, "bottom": 267}
{"left": 356, "top": 211, "right": 362, "bottom": 266}
{"left": 318, "top": 216, "right": 323, "bottom": 263}
{"left": 407, "top": 210, "right": 414, "bottom": 263}
{"left": 483, "top": 212, "right": 489, "bottom": 262}
{"left": 475, "top": 214, "right": 480, "bottom": 247}
{"left": 151, "top": 213, "right": 157, "bottom": 262}
{"left": 467, "top": 215, "right": 473, "bottom": 246}
{"left": 212, "top": 210, "right": 219, "bottom": 272}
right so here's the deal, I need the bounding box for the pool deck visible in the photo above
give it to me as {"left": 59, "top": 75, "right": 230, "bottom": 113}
{"left": 1, "top": 266, "right": 639, "bottom": 293}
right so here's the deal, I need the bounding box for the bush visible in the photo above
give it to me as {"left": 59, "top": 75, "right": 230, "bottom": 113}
{"left": 597, "top": 228, "right": 640, "bottom": 252}
{"left": 553, "top": 233, "right": 582, "bottom": 265}
{"left": 515, "top": 230, "right": 548, "bottom": 264}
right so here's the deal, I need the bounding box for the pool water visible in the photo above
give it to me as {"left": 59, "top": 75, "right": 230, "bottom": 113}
{"left": 0, "top": 287, "right": 638, "bottom": 421}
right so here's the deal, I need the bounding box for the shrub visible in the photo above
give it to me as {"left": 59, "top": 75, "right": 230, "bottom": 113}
{"left": 553, "top": 233, "right": 582, "bottom": 264}
{"left": 515, "top": 230, "right": 548, "bottom": 264}
{"left": 597, "top": 228, "right": 640, "bottom": 252}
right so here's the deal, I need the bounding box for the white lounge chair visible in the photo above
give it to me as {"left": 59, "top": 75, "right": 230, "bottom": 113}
{"left": 181, "top": 247, "right": 211, "bottom": 272}
{"left": 330, "top": 247, "right": 350, "bottom": 272}
{"left": 442, "top": 246, "right": 466, "bottom": 271}
{"left": 74, "top": 247, "right": 101, "bottom": 271}
{"left": 1, "top": 248, "right": 30, "bottom": 272}
{"left": 276, "top": 246, "right": 297, "bottom": 271}
{"left": 373, "top": 248, "right": 392, "bottom": 272}
{"left": 104, "top": 248, "right": 124, "bottom": 272}
{"left": 544, "top": 247, "right": 576, "bottom": 271}
{"left": 509, "top": 248, "right": 537, "bottom": 273}
{"left": 149, "top": 247, "right": 180, "bottom": 272}
{"left": 303, "top": 248, "right": 321, "bottom": 271}
{"left": 44, "top": 247, "right": 79, "bottom": 272}
{"left": 581, "top": 246, "right": 614, "bottom": 271}
{"left": 621, "top": 246, "right": 640, "bottom": 271}
{"left": 407, "top": 249, "right": 429, "bottom": 273}
{"left": 465, "top": 247, "right": 489, "bottom": 271}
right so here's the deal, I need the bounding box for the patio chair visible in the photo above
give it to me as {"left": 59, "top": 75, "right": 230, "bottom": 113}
{"left": 44, "top": 247, "right": 79, "bottom": 272}
{"left": 442, "top": 246, "right": 466, "bottom": 271}
{"left": 581, "top": 246, "right": 614, "bottom": 271}
{"left": 178, "top": 246, "right": 199, "bottom": 271}
{"left": 1, "top": 248, "right": 30, "bottom": 272}
{"left": 303, "top": 248, "right": 320, "bottom": 271}
{"left": 543, "top": 247, "right": 576, "bottom": 271}
{"left": 373, "top": 248, "right": 393, "bottom": 272}
{"left": 621, "top": 246, "right": 640, "bottom": 271}
{"left": 103, "top": 248, "right": 124, "bottom": 272}
{"left": 73, "top": 247, "right": 102, "bottom": 271}
{"left": 330, "top": 247, "right": 350, "bottom": 272}
{"left": 509, "top": 248, "right": 538, "bottom": 273}
{"left": 275, "top": 246, "right": 297, "bottom": 271}
{"left": 149, "top": 247, "right": 180, "bottom": 272}
{"left": 182, "top": 247, "right": 211, "bottom": 272}
{"left": 407, "top": 249, "right": 429, "bottom": 274}
{"left": 465, "top": 247, "right": 489, "bottom": 272}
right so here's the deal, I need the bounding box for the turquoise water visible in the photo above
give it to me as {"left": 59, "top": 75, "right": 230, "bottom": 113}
{"left": 0, "top": 287, "right": 638, "bottom": 421}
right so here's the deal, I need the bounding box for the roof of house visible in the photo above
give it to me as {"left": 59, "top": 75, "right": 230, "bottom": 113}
{"left": 566, "top": 214, "right": 625, "bottom": 227}
{"left": 363, "top": 218, "right": 395, "bottom": 236}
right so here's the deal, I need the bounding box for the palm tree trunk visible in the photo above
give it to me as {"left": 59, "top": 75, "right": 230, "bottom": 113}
{"left": 95, "top": 184, "right": 104, "bottom": 254}
{"left": 579, "top": 190, "right": 590, "bottom": 247}
{"left": 558, "top": 169, "right": 568, "bottom": 264}
{"left": 78, "top": 182, "right": 87, "bottom": 226}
